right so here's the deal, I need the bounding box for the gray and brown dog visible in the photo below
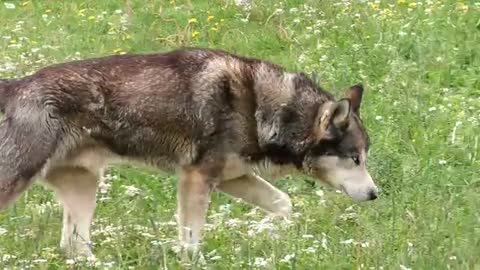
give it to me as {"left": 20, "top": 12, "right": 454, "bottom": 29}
{"left": 0, "top": 48, "right": 378, "bottom": 260}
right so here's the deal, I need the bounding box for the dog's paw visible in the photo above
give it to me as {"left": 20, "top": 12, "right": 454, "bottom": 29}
{"left": 180, "top": 249, "right": 206, "bottom": 266}
{"left": 175, "top": 242, "right": 206, "bottom": 266}
{"left": 61, "top": 240, "right": 94, "bottom": 259}
{"left": 271, "top": 194, "right": 293, "bottom": 218}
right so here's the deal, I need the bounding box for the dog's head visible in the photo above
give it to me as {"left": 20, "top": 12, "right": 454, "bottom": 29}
{"left": 302, "top": 84, "right": 378, "bottom": 201}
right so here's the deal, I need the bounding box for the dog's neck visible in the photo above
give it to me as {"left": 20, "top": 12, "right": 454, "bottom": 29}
{"left": 250, "top": 62, "right": 298, "bottom": 111}
{"left": 249, "top": 61, "right": 332, "bottom": 115}
{"left": 248, "top": 62, "right": 334, "bottom": 170}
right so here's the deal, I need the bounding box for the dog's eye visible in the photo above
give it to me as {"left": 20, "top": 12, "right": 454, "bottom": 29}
{"left": 351, "top": 155, "right": 360, "bottom": 165}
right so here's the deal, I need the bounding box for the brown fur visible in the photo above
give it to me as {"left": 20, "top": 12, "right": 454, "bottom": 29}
{"left": 0, "top": 47, "right": 374, "bottom": 259}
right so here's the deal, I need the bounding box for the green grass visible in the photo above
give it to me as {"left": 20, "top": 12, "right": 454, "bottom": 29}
{"left": 0, "top": 0, "right": 479, "bottom": 269}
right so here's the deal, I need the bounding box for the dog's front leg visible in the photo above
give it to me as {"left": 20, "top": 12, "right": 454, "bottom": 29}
{"left": 176, "top": 168, "right": 212, "bottom": 264}
{"left": 217, "top": 173, "right": 292, "bottom": 218}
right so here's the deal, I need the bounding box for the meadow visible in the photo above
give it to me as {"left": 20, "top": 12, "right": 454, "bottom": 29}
{"left": 0, "top": 0, "right": 479, "bottom": 269}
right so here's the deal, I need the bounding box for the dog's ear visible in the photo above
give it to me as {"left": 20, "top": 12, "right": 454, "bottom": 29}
{"left": 330, "top": 98, "right": 351, "bottom": 128}
{"left": 315, "top": 99, "right": 351, "bottom": 141}
{"left": 346, "top": 84, "right": 363, "bottom": 116}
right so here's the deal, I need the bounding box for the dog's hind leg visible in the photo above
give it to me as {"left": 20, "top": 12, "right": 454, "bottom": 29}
{"left": 177, "top": 167, "right": 213, "bottom": 263}
{"left": 0, "top": 110, "right": 60, "bottom": 209}
{"left": 216, "top": 173, "right": 292, "bottom": 217}
{"left": 44, "top": 166, "right": 98, "bottom": 258}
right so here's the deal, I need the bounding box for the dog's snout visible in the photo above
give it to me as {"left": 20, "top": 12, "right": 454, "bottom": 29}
{"left": 368, "top": 189, "right": 378, "bottom": 200}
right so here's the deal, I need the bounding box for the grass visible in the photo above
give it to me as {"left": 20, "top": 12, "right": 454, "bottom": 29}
{"left": 0, "top": 0, "right": 479, "bottom": 269}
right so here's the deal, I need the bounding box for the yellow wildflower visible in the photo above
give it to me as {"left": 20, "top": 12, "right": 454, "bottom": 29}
{"left": 9, "top": 40, "right": 16, "bottom": 44}
{"left": 88, "top": 15, "right": 95, "bottom": 20}
{"left": 408, "top": 2, "right": 417, "bottom": 8}
{"left": 188, "top": 18, "right": 198, "bottom": 24}
{"left": 207, "top": 15, "right": 215, "bottom": 22}
{"left": 191, "top": 31, "right": 200, "bottom": 38}
{"left": 21, "top": 1, "right": 29, "bottom": 7}
{"left": 457, "top": 3, "right": 468, "bottom": 11}
{"left": 210, "top": 27, "right": 218, "bottom": 32}
{"left": 369, "top": 2, "right": 379, "bottom": 10}
{"left": 78, "top": 9, "right": 86, "bottom": 17}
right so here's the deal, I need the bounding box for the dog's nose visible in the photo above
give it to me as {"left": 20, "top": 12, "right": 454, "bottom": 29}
{"left": 368, "top": 190, "right": 378, "bottom": 200}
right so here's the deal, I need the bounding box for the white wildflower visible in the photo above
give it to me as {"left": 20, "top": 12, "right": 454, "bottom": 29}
{"left": 298, "top": 53, "right": 306, "bottom": 63}
{"left": 303, "top": 246, "right": 316, "bottom": 254}
{"left": 280, "top": 253, "right": 295, "bottom": 263}
{"left": 407, "top": 242, "right": 414, "bottom": 255}
{"left": 123, "top": 185, "right": 140, "bottom": 197}
{"left": 32, "top": 259, "right": 48, "bottom": 264}
{"left": 235, "top": 0, "right": 252, "bottom": 10}
{"left": 292, "top": 212, "right": 302, "bottom": 218}
{"left": 248, "top": 217, "right": 275, "bottom": 234}
{"left": 321, "top": 233, "right": 328, "bottom": 250}
{"left": 253, "top": 257, "right": 268, "bottom": 267}
{"left": 340, "top": 239, "right": 354, "bottom": 245}
{"left": 438, "top": 159, "right": 447, "bottom": 165}
{"left": 4, "top": 2, "right": 15, "bottom": 9}
{"left": 352, "top": 44, "right": 362, "bottom": 51}
{"left": 219, "top": 204, "right": 231, "bottom": 213}
{"left": 141, "top": 232, "right": 155, "bottom": 238}
{"left": 225, "top": 218, "right": 242, "bottom": 228}
{"left": 150, "top": 240, "right": 162, "bottom": 246}
{"left": 2, "top": 254, "right": 16, "bottom": 262}
{"left": 103, "top": 261, "right": 115, "bottom": 267}
{"left": 375, "top": 115, "right": 383, "bottom": 121}
{"left": 428, "top": 106, "right": 437, "bottom": 112}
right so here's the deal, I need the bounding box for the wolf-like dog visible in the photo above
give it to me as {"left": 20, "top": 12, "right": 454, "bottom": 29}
{"left": 0, "top": 48, "right": 378, "bottom": 260}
